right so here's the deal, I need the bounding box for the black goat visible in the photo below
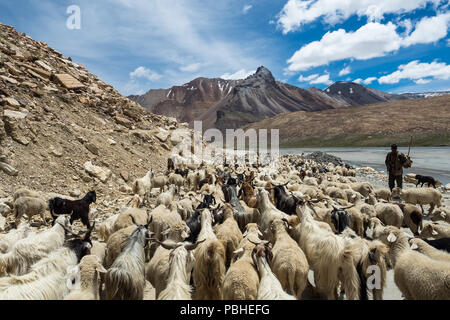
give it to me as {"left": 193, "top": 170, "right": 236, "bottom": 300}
{"left": 415, "top": 175, "right": 438, "bottom": 188}
{"left": 175, "top": 168, "right": 189, "bottom": 178}
{"left": 273, "top": 184, "right": 296, "bottom": 215}
{"left": 330, "top": 207, "right": 351, "bottom": 234}
{"left": 222, "top": 184, "right": 252, "bottom": 231}
{"left": 423, "top": 237, "right": 450, "bottom": 253}
{"left": 49, "top": 191, "right": 97, "bottom": 229}
{"left": 167, "top": 158, "right": 175, "bottom": 172}
{"left": 196, "top": 194, "right": 216, "bottom": 210}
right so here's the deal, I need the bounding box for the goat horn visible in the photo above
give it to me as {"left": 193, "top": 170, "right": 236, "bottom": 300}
{"left": 184, "top": 239, "right": 206, "bottom": 251}
{"left": 153, "top": 239, "right": 181, "bottom": 250}
{"left": 58, "top": 222, "right": 80, "bottom": 238}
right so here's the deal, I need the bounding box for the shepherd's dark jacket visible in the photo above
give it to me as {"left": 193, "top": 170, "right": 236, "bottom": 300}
{"left": 385, "top": 152, "right": 407, "bottom": 176}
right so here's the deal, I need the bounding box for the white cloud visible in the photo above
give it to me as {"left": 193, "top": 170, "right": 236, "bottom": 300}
{"left": 339, "top": 66, "right": 351, "bottom": 76}
{"left": 298, "top": 73, "right": 332, "bottom": 85}
{"left": 287, "top": 14, "right": 450, "bottom": 72}
{"left": 402, "top": 13, "right": 450, "bottom": 46}
{"left": 243, "top": 5, "right": 253, "bottom": 14}
{"left": 287, "top": 22, "right": 402, "bottom": 72}
{"left": 180, "top": 63, "right": 203, "bottom": 72}
{"left": 276, "top": 0, "right": 444, "bottom": 34}
{"left": 130, "top": 66, "right": 162, "bottom": 81}
{"left": 414, "top": 78, "right": 432, "bottom": 84}
{"left": 353, "top": 78, "right": 363, "bottom": 84}
{"left": 363, "top": 77, "right": 377, "bottom": 84}
{"left": 298, "top": 74, "right": 319, "bottom": 82}
{"left": 378, "top": 60, "right": 450, "bottom": 84}
{"left": 221, "top": 69, "right": 256, "bottom": 80}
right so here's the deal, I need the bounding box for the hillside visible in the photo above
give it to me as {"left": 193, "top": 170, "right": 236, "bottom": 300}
{"left": 0, "top": 23, "right": 187, "bottom": 202}
{"left": 244, "top": 95, "right": 450, "bottom": 147}
{"left": 324, "top": 81, "right": 408, "bottom": 106}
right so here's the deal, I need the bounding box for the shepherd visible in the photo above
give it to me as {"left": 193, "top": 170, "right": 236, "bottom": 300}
{"left": 385, "top": 139, "right": 413, "bottom": 192}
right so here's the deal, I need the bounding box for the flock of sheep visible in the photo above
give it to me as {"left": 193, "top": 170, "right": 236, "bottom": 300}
{"left": 0, "top": 152, "right": 449, "bottom": 300}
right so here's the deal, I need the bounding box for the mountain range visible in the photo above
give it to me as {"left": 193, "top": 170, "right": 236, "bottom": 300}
{"left": 128, "top": 66, "right": 448, "bottom": 132}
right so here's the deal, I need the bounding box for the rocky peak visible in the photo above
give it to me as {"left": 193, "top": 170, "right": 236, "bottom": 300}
{"left": 237, "top": 66, "right": 276, "bottom": 89}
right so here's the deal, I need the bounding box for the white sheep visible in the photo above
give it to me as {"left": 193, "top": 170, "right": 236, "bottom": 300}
{"left": 392, "top": 187, "right": 442, "bottom": 214}
{"left": 376, "top": 226, "right": 450, "bottom": 300}
{"left": 157, "top": 241, "right": 203, "bottom": 300}
{"left": 374, "top": 203, "right": 404, "bottom": 228}
{"left": 374, "top": 188, "right": 392, "bottom": 202}
{"left": 0, "top": 215, "right": 71, "bottom": 276}
{"left": 64, "top": 255, "right": 107, "bottom": 300}
{"left": 213, "top": 203, "right": 243, "bottom": 269}
{"left": 149, "top": 204, "right": 182, "bottom": 242}
{"left": 409, "top": 238, "right": 450, "bottom": 263}
{"left": 13, "top": 188, "right": 41, "bottom": 201}
{"left": 193, "top": 209, "right": 226, "bottom": 300}
{"left": 295, "top": 200, "right": 360, "bottom": 300}
{"left": 430, "top": 207, "right": 450, "bottom": 224}
{"left": 253, "top": 243, "right": 296, "bottom": 300}
{"left": 0, "top": 222, "right": 33, "bottom": 254}
{"left": 222, "top": 223, "right": 262, "bottom": 300}
{"left": 270, "top": 218, "right": 309, "bottom": 299}
{"left": 168, "top": 173, "right": 185, "bottom": 194}
{"left": 419, "top": 222, "right": 450, "bottom": 240}
{"left": 13, "top": 196, "right": 49, "bottom": 227}
{"left": 132, "top": 170, "right": 152, "bottom": 203}
{"left": 104, "top": 224, "right": 150, "bottom": 300}
{"left": 156, "top": 185, "right": 176, "bottom": 208}
{"left": 99, "top": 214, "right": 119, "bottom": 242}
{"left": 146, "top": 221, "right": 190, "bottom": 298}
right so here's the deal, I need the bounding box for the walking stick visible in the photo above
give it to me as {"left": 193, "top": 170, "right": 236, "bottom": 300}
{"left": 407, "top": 135, "right": 413, "bottom": 158}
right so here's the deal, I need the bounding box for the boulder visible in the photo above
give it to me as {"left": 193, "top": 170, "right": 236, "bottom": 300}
{"left": 155, "top": 128, "right": 169, "bottom": 142}
{"left": 84, "top": 161, "right": 111, "bottom": 183}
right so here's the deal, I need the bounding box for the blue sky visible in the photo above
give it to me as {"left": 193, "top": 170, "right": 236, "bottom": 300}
{"left": 0, "top": 0, "right": 449, "bottom": 95}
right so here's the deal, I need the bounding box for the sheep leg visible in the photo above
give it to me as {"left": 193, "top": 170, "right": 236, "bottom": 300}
{"left": 428, "top": 204, "right": 435, "bottom": 215}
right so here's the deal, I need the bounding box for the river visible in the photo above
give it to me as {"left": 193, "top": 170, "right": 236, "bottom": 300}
{"left": 280, "top": 147, "right": 450, "bottom": 185}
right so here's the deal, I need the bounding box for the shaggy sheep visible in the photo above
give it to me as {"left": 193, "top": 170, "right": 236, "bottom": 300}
{"left": 104, "top": 225, "right": 136, "bottom": 269}
{"left": 270, "top": 219, "right": 308, "bottom": 299}
{"left": 193, "top": 209, "right": 226, "bottom": 300}
{"left": 0, "top": 229, "right": 93, "bottom": 300}
{"left": 409, "top": 238, "right": 450, "bottom": 263}
{"left": 132, "top": 170, "right": 152, "bottom": 204}
{"left": 64, "top": 255, "right": 107, "bottom": 300}
{"left": 156, "top": 185, "right": 176, "bottom": 208}
{"left": 213, "top": 203, "right": 243, "bottom": 269}
{"left": 394, "top": 203, "right": 423, "bottom": 235}
{"left": 0, "top": 223, "right": 33, "bottom": 254}
{"left": 151, "top": 172, "right": 168, "bottom": 193}
{"left": 176, "top": 198, "right": 195, "bottom": 221}
{"left": 430, "top": 207, "right": 450, "bottom": 224}
{"left": 13, "top": 196, "right": 48, "bottom": 227}
{"left": 295, "top": 199, "right": 360, "bottom": 300}
{"left": 156, "top": 240, "right": 204, "bottom": 300}
{"left": 111, "top": 208, "right": 148, "bottom": 234}
{"left": 392, "top": 187, "right": 442, "bottom": 214}
{"left": 374, "top": 188, "right": 392, "bottom": 202}
{"left": 148, "top": 204, "right": 182, "bottom": 242}
{"left": 13, "top": 188, "right": 41, "bottom": 201}
{"left": 222, "top": 223, "right": 262, "bottom": 300}
{"left": 419, "top": 223, "right": 450, "bottom": 240}
{"left": 374, "top": 203, "right": 404, "bottom": 228}
{"left": 104, "top": 218, "right": 151, "bottom": 300}
{"left": 0, "top": 215, "right": 72, "bottom": 276}
{"left": 351, "top": 182, "right": 374, "bottom": 197}
{"left": 376, "top": 226, "right": 450, "bottom": 300}
{"left": 146, "top": 221, "right": 191, "bottom": 298}
{"left": 99, "top": 214, "right": 119, "bottom": 242}
{"left": 168, "top": 173, "right": 185, "bottom": 194}
{"left": 252, "top": 243, "right": 296, "bottom": 300}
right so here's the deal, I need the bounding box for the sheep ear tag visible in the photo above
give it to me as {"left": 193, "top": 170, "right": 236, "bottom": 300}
{"left": 387, "top": 233, "right": 397, "bottom": 243}
{"left": 410, "top": 243, "right": 418, "bottom": 250}
{"left": 431, "top": 230, "right": 438, "bottom": 236}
